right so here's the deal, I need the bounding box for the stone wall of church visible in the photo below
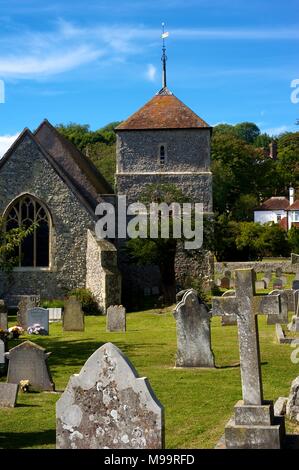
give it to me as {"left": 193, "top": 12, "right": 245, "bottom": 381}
{"left": 0, "top": 135, "right": 95, "bottom": 303}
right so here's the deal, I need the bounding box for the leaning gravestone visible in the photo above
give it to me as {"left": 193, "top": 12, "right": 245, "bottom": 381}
{"left": 27, "top": 307, "right": 49, "bottom": 334}
{"left": 17, "top": 295, "right": 40, "bottom": 329}
{"left": 221, "top": 290, "right": 237, "bottom": 326}
{"left": 106, "top": 305, "right": 126, "bottom": 332}
{"left": 63, "top": 296, "right": 84, "bottom": 332}
{"left": 292, "top": 253, "right": 299, "bottom": 290}
{"left": 0, "top": 383, "right": 18, "bottom": 408}
{"left": 267, "top": 290, "right": 289, "bottom": 324}
{"left": 56, "top": 342, "right": 164, "bottom": 449}
{"left": 0, "top": 300, "right": 8, "bottom": 330}
{"left": 212, "top": 269, "right": 285, "bottom": 449}
{"left": 5, "top": 341, "right": 55, "bottom": 391}
{"left": 173, "top": 289, "right": 215, "bottom": 367}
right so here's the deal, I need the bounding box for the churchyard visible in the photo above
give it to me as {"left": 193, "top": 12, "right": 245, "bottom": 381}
{"left": 1, "top": 282, "right": 299, "bottom": 449}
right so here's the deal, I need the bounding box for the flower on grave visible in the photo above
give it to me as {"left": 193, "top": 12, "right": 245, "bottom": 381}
{"left": 27, "top": 323, "right": 47, "bottom": 335}
{"left": 8, "top": 325, "right": 24, "bottom": 339}
{"left": 19, "top": 379, "right": 30, "bottom": 393}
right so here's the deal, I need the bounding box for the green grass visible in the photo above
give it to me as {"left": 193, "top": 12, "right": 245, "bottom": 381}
{"left": 0, "top": 310, "right": 299, "bottom": 449}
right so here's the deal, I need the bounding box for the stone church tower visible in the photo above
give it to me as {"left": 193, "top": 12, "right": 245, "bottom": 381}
{"left": 114, "top": 43, "right": 213, "bottom": 301}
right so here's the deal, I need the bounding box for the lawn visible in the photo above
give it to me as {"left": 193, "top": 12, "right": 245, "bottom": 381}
{"left": 0, "top": 309, "right": 299, "bottom": 449}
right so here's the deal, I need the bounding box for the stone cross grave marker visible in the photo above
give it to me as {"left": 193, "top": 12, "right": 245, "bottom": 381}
{"left": 267, "top": 290, "right": 288, "bottom": 324}
{"left": 0, "top": 383, "right": 19, "bottom": 408}
{"left": 17, "top": 295, "right": 40, "bottom": 329}
{"left": 0, "top": 300, "right": 8, "bottom": 330}
{"left": 5, "top": 340, "right": 55, "bottom": 391}
{"left": 63, "top": 296, "right": 84, "bottom": 332}
{"left": 173, "top": 289, "right": 215, "bottom": 368}
{"left": 27, "top": 307, "right": 49, "bottom": 334}
{"left": 56, "top": 342, "right": 164, "bottom": 449}
{"left": 212, "top": 269, "right": 285, "bottom": 448}
{"left": 292, "top": 253, "right": 299, "bottom": 290}
{"left": 106, "top": 305, "right": 126, "bottom": 332}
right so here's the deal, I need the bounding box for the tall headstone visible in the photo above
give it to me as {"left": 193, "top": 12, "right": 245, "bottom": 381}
{"left": 0, "top": 300, "right": 8, "bottom": 330}
{"left": 56, "top": 342, "right": 164, "bottom": 449}
{"left": 292, "top": 253, "right": 299, "bottom": 290}
{"left": 212, "top": 269, "right": 285, "bottom": 449}
{"left": 17, "top": 295, "right": 40, "bottom": 329}
{"left": 106, "top": 305, "right": 126, "bottom": 332}
{"left": 286, "top": 377, "right": 299, "bottom": 423}
{"left": 173, "top": 289, "right": 215, "bottom": 368}
{"left": 267, "top": 290, "right": 289, "bottom": 324}
{"left": 5, "top": 341, "right": 55, "bottom": 391}
{"left": 27, "top": 307, "right": 49, "bottom": 334}
{"left": 262, "top": 270, "right": 272, "bottom": 289}
{"left": 0, "top": 383, "right": 18, "bottom": 408}
{"left": 63, "top": 296, "right": 84, "bottom": 332}
{"left": 288, "top": 290, "right": 299, "bottom": 332}
{"left": 0, "top": 339, "right": 5, "bottom": 374}
{"left": 221, "top": 290, "right": 237, "bottom": 326}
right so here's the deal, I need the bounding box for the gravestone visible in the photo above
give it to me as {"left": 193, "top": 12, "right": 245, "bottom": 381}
{"left": 221, "top": 290, "right": 237, "bottom": 326}
{"left": 173, "top": 289, "right": 215, "bottom": 367}
{"left": 267, "top": 290, "right": 289, "bottom": 324}
{"left": 288, "top": 290, "right": 299, "bottom": 332}
{"left": 17, "top": 295, "right": 40, "bottom": 329}
{"left": 106, "top": 305, "right": 126, "bottom": 332}
{"left": 0, "top": 339, "right": 5, "bottom": 374}
{"left": 220, "top": 277, "right": 230, "bottom": 289}
{"left": 212, "top": 269, "right": 285, "bottom": 449}
{"left": 63, "top": 296, "right": 84, "bottom": 332}
{"left": 0, "top": 300, "right": 8, "bottom": 330}
{"left": 5, "top": 341, "right": 55, "bottom": 391}
{"left": 262, "top": 270, "right": 272, "bottom": 288}
{"left": 56, "top": 342, "right": 164, "bottom": 449}
{"left": 255, "top": 280, "right": 266, "bottom": 291}
{"left": 286, "top": 377, "right": 299, "bottom": 423}
{"left": 27, "top": 307, "right": 49, "bottom": 334}
{"left": 49, "top": 308, "right": 62, "bottom": 322}
{"left": 292, "top": 253, "right": 299, "bottom": 290}
{"left": 272, "top": 278, "right": 283, "bottom": 290}
{"left": 284, "top": 289, "right": 295, "bottom": 312}
{"left": 0, "top": 383, "right": 18, "bottom": 408}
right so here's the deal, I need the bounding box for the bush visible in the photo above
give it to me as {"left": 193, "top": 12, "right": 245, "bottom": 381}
{"left": 42, "top": 299, "right": 64, "bottom": 309}
{"left": 288, "top": 226, "right": 299, "bottom": 253}
{"left": 68, "top": 288, "right": 100, "bottom": 315}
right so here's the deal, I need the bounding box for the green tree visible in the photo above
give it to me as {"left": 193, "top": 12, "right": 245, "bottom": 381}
{"left": 234, "top": 122, "right": 261, "bottom": 144}
{"left": 276, "top": 132, "right": 299, "bottom": 190}
{"left": 288, "top": 226, "right": 299, "bottom": 253}
{"left": 0, "top": 217, "right": 35, "bottom": 273}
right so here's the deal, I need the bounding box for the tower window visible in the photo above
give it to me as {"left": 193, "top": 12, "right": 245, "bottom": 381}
{"left": 159, "top": 144, "right": 166, "bottom": 166}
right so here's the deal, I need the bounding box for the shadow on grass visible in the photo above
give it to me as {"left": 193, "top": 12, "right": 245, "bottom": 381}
{"left": 0, "top": 430, "right": 55, "bottom": 449}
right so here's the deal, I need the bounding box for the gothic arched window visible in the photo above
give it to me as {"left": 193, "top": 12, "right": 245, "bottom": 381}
{"left": 5, "top": 195, "right": 51, "bottom": 268}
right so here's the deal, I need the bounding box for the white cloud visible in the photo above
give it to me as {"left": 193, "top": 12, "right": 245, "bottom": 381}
{"left": 0, "top": 133, "right": 19, "bottom": 158}
{"left": 146, "top": 64, "right": 157, "bottom": 82}
{"left": 261, "top": 125, "right": 296, "bottom": 136}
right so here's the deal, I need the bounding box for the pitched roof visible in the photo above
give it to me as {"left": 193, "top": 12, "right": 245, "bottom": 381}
{"left": 34, "top": 120, "right": 113, "bottom": 208}
{"left": 116, "top": 87, "right": 210, "bottom": 130}
{"left": 258, "top": 197, "right": 290, "bottom": 211}
{"left": 288, "top": 200, "right": 299, "bottom": 210}
{"left": 0, "top": 129, "right": 96, "bottom": 218}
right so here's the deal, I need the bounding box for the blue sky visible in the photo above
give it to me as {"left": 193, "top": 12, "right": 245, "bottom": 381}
{"left": 0, "top": 0, "right": 299, "bottom": 155}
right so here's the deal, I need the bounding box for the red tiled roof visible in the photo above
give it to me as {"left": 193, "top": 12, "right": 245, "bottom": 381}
{"left": 116, "top": 87, "right": 210, "bottom": 130}
{"left": 259, "top": 197, "right": 290, "bottom": 211}
{"left": 287, "top": 200, "right": 299, "bottom": 210}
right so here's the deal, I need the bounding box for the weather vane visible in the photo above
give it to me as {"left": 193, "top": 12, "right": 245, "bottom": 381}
{"left": 161, "top": 22, "right": 169, "bottom": 89}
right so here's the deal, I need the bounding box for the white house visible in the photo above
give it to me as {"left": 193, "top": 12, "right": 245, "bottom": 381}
{"left": 254, "top": 188, "right": 299, "bottom": 231}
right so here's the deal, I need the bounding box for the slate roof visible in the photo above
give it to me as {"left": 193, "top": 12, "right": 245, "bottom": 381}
{"left": 116, "top": 87, "right": 210, "bottom": 130}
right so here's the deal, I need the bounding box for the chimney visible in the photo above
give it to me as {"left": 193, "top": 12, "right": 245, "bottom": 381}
{"left": 289, "top": 186, "right": 295, "bottom": 205}
{"left": 269, "top": 141, "right": 277, "bottom": 160}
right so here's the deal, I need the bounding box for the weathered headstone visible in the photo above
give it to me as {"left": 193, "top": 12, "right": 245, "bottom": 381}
{"left": 0, "top": 383, "right": 18, "bottom": 408}
{"left": 212, "top": 269, "right": 285, "bottom": 449}
{"left": 220, "top": 277, "right": 230, "bottom": 289}
{"left": 49, "top": 308, "right": 62, "bottom": 322}
{"left": 5, "top": 341, "right": 55, "bottom": 391}
{"left": 288, "top": 290, "right": 299, "bottom": 332}
{"left": 267, "top": 290, "right": 289, "bottom": 324}
{"left": 106, "top": 305, "right": 126, "bottom": 332}
{"left": 56, "top": 342, "right": 164, "bottom": 449}
{"left": 255, "top": 280, "right": 266, "bottom": 291}
{"left": 286, "top": 377, "right": 299, "bottom": 423}
{"left": 272, "top": 278, "right": 283, "bottom": 290}
{"left": 263, "top": 270, "right": 272, "bottom": 288}
{"left": 27, "top": 307, "right": 49, "bottom": 334}
{"left": 284, "top": 289, "right": 295, "bottom": 312}
{"left": 173, "top": 289, "right": 215, "bottom": 367}
{"left": 0, "top": 339, "right": 5, "bottom": 374}
{"left": 291, "top": 253, "right": 299, "bottom": 290}
{"left": 0, "top": 300, "right": 8, "bottom": 330}
{"left": 221, "top": 290, "right": 237, "bottom": 326}
{"left": 17, "top": 295, "right": 40, "bottom": 329}
{"left": 63, "top": 296, "right": 84, "bottom": 332}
